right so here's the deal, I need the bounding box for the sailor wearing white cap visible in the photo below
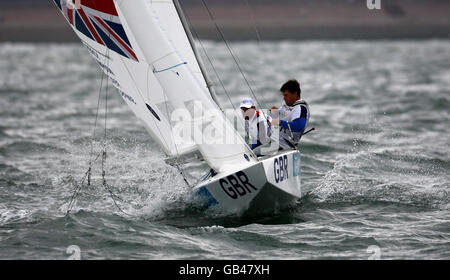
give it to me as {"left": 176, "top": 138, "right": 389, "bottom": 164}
{"left": 240, "top": 97, "right": 271, "bottom": 152}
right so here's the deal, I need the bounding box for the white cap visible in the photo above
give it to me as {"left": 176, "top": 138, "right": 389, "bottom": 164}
{"left": 240, "top": 97, "right": 255, "bottom": 109}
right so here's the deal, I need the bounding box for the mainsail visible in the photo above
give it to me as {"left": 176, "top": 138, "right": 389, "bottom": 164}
{"left": 53, "top": 0, "right": 257, "bottom": 173}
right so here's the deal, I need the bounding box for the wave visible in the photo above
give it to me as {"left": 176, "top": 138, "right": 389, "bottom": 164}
{"left": 309, "top": 148, "right": 450, "bottom": 210}
{"left": 0, "top": 141, "right": 68, "bottom": 157}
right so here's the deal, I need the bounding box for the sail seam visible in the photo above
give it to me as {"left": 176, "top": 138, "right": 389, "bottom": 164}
{"left": 149, "top": 51, "right": 177, "bottom": 65}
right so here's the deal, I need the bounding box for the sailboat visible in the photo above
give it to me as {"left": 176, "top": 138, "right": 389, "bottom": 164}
{"left": 53, "top": 0, "right": 303, "bottom": 214}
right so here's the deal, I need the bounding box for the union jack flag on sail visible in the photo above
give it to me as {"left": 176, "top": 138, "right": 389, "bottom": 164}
{"left": 54, "top": 0, "right": 138, "bottom": 61}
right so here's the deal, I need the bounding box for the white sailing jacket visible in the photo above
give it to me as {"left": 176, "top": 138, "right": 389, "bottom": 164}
{"left": 245, "top": 110, "right": 271, "bottom": 149}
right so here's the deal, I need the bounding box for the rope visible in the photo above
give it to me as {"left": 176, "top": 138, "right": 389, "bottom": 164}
{"left": 199, "top": 0, "right": 270, "bottom": 124}
{"left": 178, "top": 1, "right": 237, "bottom": 114}
{"left": 88, "top": 62, "right": 105, "bottom": 177}
{"left": 100, "top": 48, "right": 132, "bottom": 215}
{"left": 65, "top": 0, "right": 134, "bottom": 217}
{"left": 103, "top": 49, "right": 109, "bottom": 144}
{"left": 162, "top": 86, "right": 192, "bottom": 187}
{"left": 243, "top": 0, "right": 262, "bottom": 43}
{"left": 66, "top": 153, "right": 101, "bottom": 215}
{"left": 103, "top": 182, "right": 132, "bottom": 217}
{"left": 66, "top": 44, "right": 107, "bottom": 214}
{"left": 100, "top": 47, "right": 132, "bottom": 216}
{"left": 180, "top": 0, "right": 264, "bottom": 153}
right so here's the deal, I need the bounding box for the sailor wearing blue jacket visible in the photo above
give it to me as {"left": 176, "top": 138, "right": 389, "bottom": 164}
{"left": 271, "top": 79, "right": 310, "bottom": 150}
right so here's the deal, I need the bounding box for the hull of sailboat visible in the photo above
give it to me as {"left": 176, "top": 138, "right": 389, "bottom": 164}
{"left": 52, "top": 1, "right": 302, "bottom": 216}
{"left": 194, "top": 150, "right": 302, "bottom": 215}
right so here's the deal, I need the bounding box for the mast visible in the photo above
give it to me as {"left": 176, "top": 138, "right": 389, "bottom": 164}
{"left": 115, "top": 0, "right": 257, "bottom": 173}
{"left": 172, "top": 0, "right": 224, "bottom": 111}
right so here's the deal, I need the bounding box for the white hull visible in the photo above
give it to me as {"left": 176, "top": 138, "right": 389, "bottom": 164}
{"left": 52, "top": 2, "right": 303, "bottom": 216}
{"left": 193, "top": 150, "right": 302, "bottom": 215}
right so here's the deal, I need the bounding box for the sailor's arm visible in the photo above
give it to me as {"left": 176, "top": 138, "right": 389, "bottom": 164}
{"left": 270, "top": 106, "right": 280, "bottom": 127}
{"left": 258, "top": 119, "right": 271, "bottom": 145}
{"left": 279, "top": 118, "right": 307, "bottom": 132}
{"left": 279, "top": 104, "right": 307, "bottom": 132}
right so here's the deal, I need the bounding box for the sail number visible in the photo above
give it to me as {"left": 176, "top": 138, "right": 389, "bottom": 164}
{"left": 220, "top": 171, "right": 258, "bottom": 199}
{"left": 274, "top": 155, "right": 288, "bottom": 183}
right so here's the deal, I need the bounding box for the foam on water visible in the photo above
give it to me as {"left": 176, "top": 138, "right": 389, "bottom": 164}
{"left": 0, "top": 40, "right": 449, "bottom": 259}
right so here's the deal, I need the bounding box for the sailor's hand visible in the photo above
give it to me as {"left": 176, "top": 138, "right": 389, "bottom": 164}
{"left": 270, "top": 106, "right": 278, "bottom": 115}
{"left": 270, "top": 118, "right": 280, "bottom": 127}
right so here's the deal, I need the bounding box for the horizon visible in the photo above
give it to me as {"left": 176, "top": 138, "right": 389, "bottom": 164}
{"left": 1, "top": 0, "right": 449, "bottom": 41}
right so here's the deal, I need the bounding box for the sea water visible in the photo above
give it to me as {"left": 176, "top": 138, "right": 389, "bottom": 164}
{"left": 0, "top": 40, "right": 449, "bottom": 259}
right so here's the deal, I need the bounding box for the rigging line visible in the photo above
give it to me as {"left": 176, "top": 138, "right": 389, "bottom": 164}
{"left": 119, "top": 55, "right": 190, "bottom": 187}
{"left": 104, "top": 183, "right": 132, "bottom": 216}
{"left": 173, "top": 0, "right": 222, "bottom": 112}
{"left": 66, "top": 172, "right": 88, "bottom": 214}
{"left": 75, "top": 1, "right": 128, "bottom": 216}
{"left": 87, "top": 49, "right": 110, "bottom": 186}
{"left": 120, "top": 57, "right": 173, "bottom": 153}
{"left": 243, "top": 0, "right": 262, "bottom": 43}
{"left": 88, "top": 0, "right": 110, "bottom": 148}
{"left": 100, "top": 40, "right": 128, "bottom": 215}
{"left": 120, "top": 6, "right": 192, "bottom": 186}
{"left": 104, "top": 49, "right": 110, "bottom": 143}
{"left": 102, "top": 57, "right": 131, "bottom": 217}
{"left": 104, "top": 19, "right": 174, "bottom": 157}
{"left": 181, "top": 1, "right": 261, "bottom": 155}
{"left": 99, "top": 56, "right": 134, "bottom": 217}
{"left": 101, "top": 47, "right": 109, "bottom": 183}
{"left": 180, "top": 5, "right": 251, "bottom": 150}
{"left": 106, "top": 12, "right": 174, "bottom": 154}
{"left": 67, "top": 47, "right": 109, "bottom": 214}
{"left": 66, "top": 152, "right": 102, "bottom": 215}
{"left": 199, "top": 0, "right": 269, "bottom": 119}
{"left": 66, "top": 180, "right": 86, "bottom": 215}
{"left": 90, "top": 64, "right": 105, "bottom": 155}
{"left": 102, "top": 47, "right": 112, "bottom": 203}
{"left": 178, "top": 1, "right": 236, "bottom": 113}
{"left": 119, "top": 57, "right": 192, "bottom": 187}
{"left": 162, "top": 89, "right": 192, "bottom": 188}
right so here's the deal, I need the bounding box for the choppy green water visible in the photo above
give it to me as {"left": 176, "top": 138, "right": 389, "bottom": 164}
{"left": 0, "top": 40, "right": 449, "bottom": 259}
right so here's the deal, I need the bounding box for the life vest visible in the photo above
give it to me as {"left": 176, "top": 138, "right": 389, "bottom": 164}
{"left": 255, "top": 110, "right": 260, "bottom": 132}
{"left": 292, "top": 100, "right": 310, "bottom": 123}
{"left": 278, "top": 99, "right": 310, "bottom": 149}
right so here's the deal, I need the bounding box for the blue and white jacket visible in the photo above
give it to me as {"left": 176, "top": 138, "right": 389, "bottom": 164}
{"left": 277, "top": 100, "right": 310, "bottom": 149}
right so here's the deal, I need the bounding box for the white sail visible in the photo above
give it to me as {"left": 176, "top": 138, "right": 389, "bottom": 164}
{"left": 115, "top": 0, "right": 257, "bottom": 172}
{"left": 53, "top": 0, "right": 197, "bottom": 157}
{"left": 54, "top": 0, "right": 257, "bottom": 172}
